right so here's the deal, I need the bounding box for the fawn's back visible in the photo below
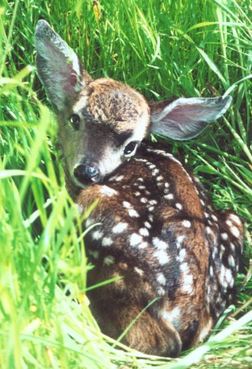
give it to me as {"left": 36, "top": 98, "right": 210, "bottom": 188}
{"left": 35, "top": 20, "right": 243, "bottom": 356}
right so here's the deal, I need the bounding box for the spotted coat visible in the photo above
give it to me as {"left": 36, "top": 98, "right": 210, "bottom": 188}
{"left": 78, "top": 144, "right": 243, "bottom": 355}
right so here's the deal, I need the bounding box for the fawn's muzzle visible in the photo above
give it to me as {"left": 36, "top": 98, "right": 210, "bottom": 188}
{"left": 74, "top": 163, "right": 101, "bottom": 184}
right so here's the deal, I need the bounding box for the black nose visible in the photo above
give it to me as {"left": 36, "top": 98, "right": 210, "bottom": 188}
{"left": 73, "top": 163, "right": 100, "bottom": 183}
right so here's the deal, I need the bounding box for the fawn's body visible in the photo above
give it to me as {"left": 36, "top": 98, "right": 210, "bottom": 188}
{"left": 35, "top": 20, "right": 243, "bottom": 356}
{"left": 78, "top": 144, "right": 243, "bottom": 355}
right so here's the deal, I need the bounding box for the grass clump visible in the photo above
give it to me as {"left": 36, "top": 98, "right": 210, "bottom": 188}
{"left": 0, "top": 0, "right": 251, "bottom": 368}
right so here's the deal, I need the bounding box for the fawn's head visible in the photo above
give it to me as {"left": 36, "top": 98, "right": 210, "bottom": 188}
{"left": 35, "top": 20, "right": 231, "bottom": 186}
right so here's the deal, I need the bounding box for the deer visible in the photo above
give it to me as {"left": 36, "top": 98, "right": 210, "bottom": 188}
{"left": 35, "top": 20, "right": 243, "bottom": 357}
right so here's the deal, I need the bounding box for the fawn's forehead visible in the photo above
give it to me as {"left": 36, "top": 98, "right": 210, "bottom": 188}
{"left": 73, "top": 78, "right": 150, "bottom": 134}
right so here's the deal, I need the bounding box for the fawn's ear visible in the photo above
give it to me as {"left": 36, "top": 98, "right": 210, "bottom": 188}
{"left": 150, "top": 96, "right": 232, "bottom": 140}
{"left": 35, "top": 20, "right": 87, "bottom": 112}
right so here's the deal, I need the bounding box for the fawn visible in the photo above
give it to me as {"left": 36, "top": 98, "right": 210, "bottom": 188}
{"left": 35, "top": 20, "right": 243, "bottom": 357}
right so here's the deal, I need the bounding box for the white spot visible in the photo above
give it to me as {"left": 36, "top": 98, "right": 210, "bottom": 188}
{"left": 212, "top": 246, "right": 218, "bottom": 259}
{"left": 157, "top": 287, "right": 165, "bottom": 296}
{"left": 139, "top": 227, "right": 149, "bottom": 237}
{"left": 225, "top": 268, "right": 234, "bottom": 287}
{"left": 145, "top": 190, "right": 151, "bottom": 195}
{"left": 219, "top": 244, "right": 225, "bottom": 259}
{"left": 226, "top": 219, "right": 232, "bottom": 227}
{"left": 148, "top": 206, "right": 155, "bottom": 212}
{"left": 148, "top": 164, "right": 156, "bottom": 169}
{"left": 112, "top": 222, "right": 128, "bottom": 234}
{"left": 219, "top": 265, "right": 229, "bottom": 288}
{"left": 209, "top": 265, "right": 214, "bottom": 277}
{"left": 175, "top": 203, "right": 183, "bottom": 210}
{"left": 176, "top": 235, "right": 185, "bottom": 248}
{"left": 182, "top": 220, "right": 191, "bottom": 228}
{"left": 180, "top": 262, "right": 190, "bottom": 274}
{"left": 230, "top": 242, "right": 236, "bottom": 253}
{"left": 138, "top": 241, "right": 148, "bottom": 249}
{"left": 230, "top": 226, "right": 240, "bottom": 238}
{"left": 130, "top": 233, "right": 143, "bottom": 247}
{"left": 228, "top": 254, "right": 235, "bottom": 268}
{"left": 165, "top": 182, "right": 169, "bottom": 188}
{"left": 156, "top": 272, "right": 166, "bottom": 285}
{"left": 153, "top": 237, "right": 167, "bottom": 250}
{"left": 221, "top": 232, "right": 228, "bottom": 241}
{"left": 134, "top": 267, "right": 144, "bottom": 276}
{"left": 164, "top": 193, "right": 174, "bottom": 200}
{"left": 152, "top": 169, "right": 159, "bottom": 176}
{"left": 161, "top": 307, "right": 181, "bottom": 327}
{"left": 148, "top": 214, "right": 154, "bottom": 222}
{"left": 179, "top": 248, "right": 186, "bottom": 262}
{"left": 204, "top": 212, "right": 210, "bottom": 218}
{"left": 149, "top": 199, "right": 158, "bottom": 205}
{"left": 139, "top": 185, "right": 146, "bottom": 190}
{"left": 140, "top": 197, "right": 148, "bottom": 204}
{"left": 92, "top": 230, "right": 104, "bottom": 240}
{"left": 228, "top": 214, "right": 242, "bottom": 225}
{"left": 102, "top": 237, "right": 113, "bottom": 247}
{"left": 134, "top": 191, "right": 141, "bottom": 197}
{"left": 211, "top": 214, "right": 218, "bottom": 222}
{"left": 128, "top": 209, "right": 140, "bottom": 218}
{"left": 123, "top": 201, "right": 131, "bottom": 209}
{"left": 100, "top": 185, "right": 118, "bottom": 197}
{"left": 156, "top": 175, "right": 164, "bottom": 181}
{"left": 200, "top": 199, "right": 205, "bottom": 206}
{"left": 144, "top": 221, "right": 152, "bottom": 229}
{"left": 153, "top": 249, "right": 170, "bottom": 265}
{"left": 115, "top": 175, "right": 124, "bottom": 181}
{"left": 89, "top": 250, "right": 99, "bottom": 259}
{"left": 206, "top": 226, "right": 214, "bottom": 236}
{"left": 103, "top": 255, "right": 115, "bottom": 265}
{"left": 181, "top": 274, "right": 194, "bottom": 294}
{"left": 137, "top": 177, "right": 144, "bottom": 182}
{"left": 86, "top": 218, "right": 94, "bottom": 227}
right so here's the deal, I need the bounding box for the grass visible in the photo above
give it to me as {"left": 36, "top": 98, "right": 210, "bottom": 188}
{"left": 0, "top": 0, "right": 251, "bottom": 368}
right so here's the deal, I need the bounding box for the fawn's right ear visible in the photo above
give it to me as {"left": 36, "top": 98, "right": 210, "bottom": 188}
{"left": 35, "top": 20, "right": 88, "bottom": 112}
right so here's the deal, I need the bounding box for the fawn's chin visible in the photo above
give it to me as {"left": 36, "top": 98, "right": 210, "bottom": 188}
{"left": 72, "top": 176, "right": 104, "bottom": 188}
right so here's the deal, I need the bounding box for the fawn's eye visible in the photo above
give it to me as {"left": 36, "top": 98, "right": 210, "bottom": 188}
{"left": 123, "top": 141, "right": 139, "bottom": 157}
{"left": 69, "top": 114, "right": 80, "bottom": 130}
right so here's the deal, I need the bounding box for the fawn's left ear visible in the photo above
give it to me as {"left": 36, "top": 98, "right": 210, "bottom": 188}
{"left": 150, "top": 96, "right": 232, "bottom": 140}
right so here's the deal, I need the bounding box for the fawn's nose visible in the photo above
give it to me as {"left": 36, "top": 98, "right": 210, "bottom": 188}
{"left": 74, "top": 163, "right": 101, "bottom": 184}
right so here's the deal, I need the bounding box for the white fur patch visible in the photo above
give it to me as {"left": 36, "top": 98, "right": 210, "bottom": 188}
{"left": 182, "top": 220, "right": 191, "bottom": 228}
{"left": 156, "top": 272, "right": 166, "bottom": 285}
{"left": 164, "top": 193, "right": 174, "bottom": 200}
{"left": 134, "top": 267, "right": 144, "bottom": 276}
{"left": 230, "top": 226, "right": 240, "bottom": 238}
{"left": 153, "top": 237, "right": 167, "bottom": 250}
{"left": 112, "top": 222, "right": 128, "bottom": 234}
{"left": 128, "top": 208, "right": 140, "bottom": 218}
{"left": 130, "top": 233, "right": 143, "bottom": 247}
{"left": 100, "top": 185, "right": 118, "bottom": 197}
{"left": 92, "top": 230, "right": 104, "bottom": 240}
{"left": 153, "top": 249, "right": 170, "bottom": 265}
{"left": 103, "top": 255, "right": 115, "bottom": 265}
{"left": 228, "top": 214, "right": 241, "bottom": 225}
{"left": 139, "top": 227, "right": 149, "bottom": 237}
{"left": 102, "top": 237, "right": 113, "bottom": 247}
{"left": 221, "top": 232, "right": 228, "bottom": 241}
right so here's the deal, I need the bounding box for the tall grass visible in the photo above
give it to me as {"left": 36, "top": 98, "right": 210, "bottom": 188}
{"left": 0, "top": 0, "right": 251, "bottom": 368}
